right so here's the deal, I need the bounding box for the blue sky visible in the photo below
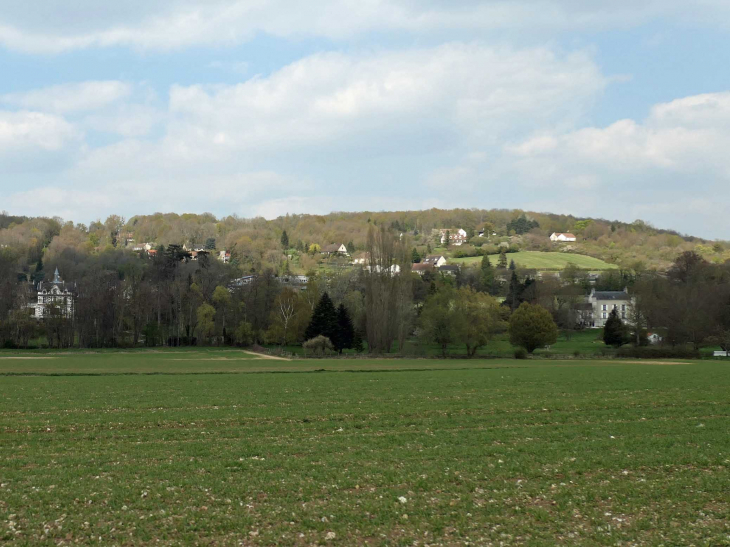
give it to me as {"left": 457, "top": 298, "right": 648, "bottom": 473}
{"left": 1, "top": 1, "right": 730, "bottom": 239}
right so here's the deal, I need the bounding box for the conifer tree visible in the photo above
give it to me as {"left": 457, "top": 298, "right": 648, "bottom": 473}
{"left": 498, "top": 251, "right": 508, "bottom": 269}
{"left": 304, "top": 292, "right": 338, "bottom": 343}
{"left": 412, "top": 248, "right": 421, "bottom": 263}
{"left": 480, "top": 254, "right": 494, "bottom": 294}
{"left": 334, "top": 303, "right": 355, "bottom": 353}
{"left": 281, "top": 230, "right": 289, "bottom": 249}
{"left": 509, "top": 259, "right": 516, "bottom": 270}
{"left": 603, "top": 309, "right": 628, "bottom": 348}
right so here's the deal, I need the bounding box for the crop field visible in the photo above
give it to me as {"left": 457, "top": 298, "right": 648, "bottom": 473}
{"left": 451, "top": 251, "right": 618, "bottom": 271}
{"left": 1, "top": 351, "right": 728, "bottom": 545}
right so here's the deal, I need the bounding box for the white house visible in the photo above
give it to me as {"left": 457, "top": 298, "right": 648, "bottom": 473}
{"left": 647, "top": 332, "right": 663, "bottom": 344}
{"left": 322, "top": 243, "right": 349, "bottom": 257}
{"left": 439, "top": 229, "right": 468, "bottom": 246}
{"left": 550, "top": 232, "right": 577, "bottom": 242}
{"left": 30, "top": 268, "right": 76, "bottom": 319}
{"left": 586, "top": 288, "right": 634, "bottom": 328}
{"left": 422, "top": 255, "right": 447, "bottom": 267}
{"left": 412, "top": 263, "right": 434, "bottom": 276}
{"left": 218, "top": 250, "right": 231, "bottom": 263}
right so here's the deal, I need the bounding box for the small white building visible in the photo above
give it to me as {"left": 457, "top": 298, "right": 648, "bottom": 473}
{"left": 218, "top": 250, "right": 231, "bottom": 263}
{"left": 30, "top": 268, "right": 76, "bottom": 319}
{"left": 322, "top": 243, "right": 349, "bottom": 257}
{"left": 422, "top": 255, "right": 447, "bottom": 267}
{"left": 439, "top": 229, "right": 468, "bottom": 246}
{"left": 550, "top": 232, "right": 577, "bottom": 242}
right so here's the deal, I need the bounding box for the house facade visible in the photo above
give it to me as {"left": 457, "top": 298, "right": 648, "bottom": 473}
{"left": 422, "top": 255, "right": 447, "bottom": 267}
{"left": 550, "top": 232, "right": 577, "bottom": 242}
{"left": 30, "top": 268, "right": 76, "bottom": 319}
{"left": 438, "top": 264, "right": 460, "bottom": 276}
{"left": 586, "top": 288, "right": 634, "bottom": 328}
{"left": 439, "top": 229, "right": 468, "bottom": 246}
{"left": 412, "top": 263, "right": 434, "bottom": 276}
{"left": 322, "top": 243, "right": 349, "bottom": 257}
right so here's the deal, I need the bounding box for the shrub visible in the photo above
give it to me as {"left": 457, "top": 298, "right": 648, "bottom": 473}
{"left": 303, "top": 335, "right": 334, "bottom": 356}
{"left": 514, "top": 348, "right": 528, "bottom": 359}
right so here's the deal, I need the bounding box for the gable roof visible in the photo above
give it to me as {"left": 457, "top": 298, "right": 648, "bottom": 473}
{"left": 593, "top": 290, "right": 630, "bottom": 301}
{"left": 322, "top": 243, "right": 345, "bottom": 253}
{"left": 553, "top": 232, "right": 577, "bottom": 238}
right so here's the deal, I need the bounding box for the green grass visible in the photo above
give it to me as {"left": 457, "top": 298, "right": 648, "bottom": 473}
{"left": 451, "top": 251, "right": 618, "bottom": 271}
{"left": 1, "top": 352, "right": 728, "bottom": 545}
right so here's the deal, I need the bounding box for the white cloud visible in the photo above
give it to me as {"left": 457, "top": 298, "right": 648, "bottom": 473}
{"left": 0, "top": 110, "right": 79, "bottom": 152}
{"left": 1, "top": 81, "right": 132, "bottom": 114}
{"left": 0, "top": 0, "right": 728, "bottom": 53}
{"left": 164, "top": 44, "right": 605, "bottom": 158}
{"left": 497, "top": 91, "right": 730, "bottom": 238}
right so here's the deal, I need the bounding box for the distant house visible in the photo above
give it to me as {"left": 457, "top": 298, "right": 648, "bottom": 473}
{"left": 229, "top": 275, "right": 256, "bottom": 289}
{"left": 647, "top": 332, "right": 663, "bottom": 345}
{"left": 132, "top": 242, "right": 154, "bottom": 252}
{"left": 365, "top": 264, "right": 401, "bottom": 275}
{"left": 218, "top": 250, "right": 231, "bottom": 264}
{"left": 438, "top": 264, "right": 460, "bottom": 276}
{"left": 423, "top": 255, "right": 447, "bottom": 267}
{"left": 438, "top": 229, "right": 468, "bottom": 246}
{"left": 322, "top": 243, "right": 349, "bottom": 257}
{"left": 29, "top": 268, "right": 76, "bottom": 319}
{"left": 351, "top": 252, "right": 370, "bottom": 265}
{"left": 550, "top": 232, "right": 577, "bottom": 242}
{"left": 586, "top": 288, "right": 634, "bottom": 328}
{"left": 412, "top": 263, "right": 434, "bottom": 276}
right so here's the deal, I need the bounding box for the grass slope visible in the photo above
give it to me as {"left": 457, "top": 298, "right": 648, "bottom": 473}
{"left": 1, "top": 352, "right": 728, "bottom": 545}
{"left": 451, "top": 251, "right": 618, "bottom": 271}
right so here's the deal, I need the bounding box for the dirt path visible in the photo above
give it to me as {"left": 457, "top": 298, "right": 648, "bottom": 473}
{"left": 242, "top": 351, "right": 291, "bottom": 361}
{"left": 0, "top": 356, "right": 58, "bottom": 360}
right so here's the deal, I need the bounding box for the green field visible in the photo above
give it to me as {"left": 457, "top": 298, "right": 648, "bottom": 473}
{"left": 451, "top": 251, "right": 618, "bottom": 271}
{"left": 1, "top": 351, "right": 728, "bottom": 545}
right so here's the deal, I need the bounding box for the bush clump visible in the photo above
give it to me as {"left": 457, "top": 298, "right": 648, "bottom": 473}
{"left": 303, "top": 335, "right": 334, "bottom": 356}
{"left": 514, "top": 347, "right": 528, "bottom": 359}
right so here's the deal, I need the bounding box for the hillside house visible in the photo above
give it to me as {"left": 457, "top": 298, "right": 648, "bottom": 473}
{"left": 550, "top": 232, "right": 577, "bottom": 242}
{"left": 29, "top": 268, "right": 76, "bottom": 319}
{"left": 586, "top": 288, "right": 634, "bottom": 328}
{"left": 322, "top": 243, "right": 349, "bottom": 257}
{"left": 439, "top": 229, "right": 468, "bottom": 246}
{"left": 422, "top": 255, "right": 447, "bottom": 267}
{"left": 438, "top": 264, "right": 460, "bottom": 276}
{"left": 412, "top": 263, "right": 434, "bottom": 276}
{"left": 351, "top": 252, "right": 370, "bottom": 265}
{"left": 218, "top": 250, "right": 231, "bottom": 263}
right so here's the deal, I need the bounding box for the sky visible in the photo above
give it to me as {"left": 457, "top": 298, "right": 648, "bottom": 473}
{"left": 1, "top": 1, "right": 730, "bottom": 239}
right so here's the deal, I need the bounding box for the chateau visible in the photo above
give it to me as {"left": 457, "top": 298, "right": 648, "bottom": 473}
{"left": 30, "top": 268, "right": 76, "bottom": 319}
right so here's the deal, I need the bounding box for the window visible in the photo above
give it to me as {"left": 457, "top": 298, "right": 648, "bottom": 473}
{"left": 613, "top": 304, "right": 617, "bottom": 310}
{"left": 602, "top": 312, "right": 607, "bottom": 319}
{"left": 622, "top": 312, "right": 626, "bottom": 319}
{"left": 602, "top": 304, "right": 607, "bottom": 311}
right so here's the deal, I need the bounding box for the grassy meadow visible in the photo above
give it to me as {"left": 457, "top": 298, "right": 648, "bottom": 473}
{"left": 0, "top": 351, "right": 728, "bottom": 545}
{"left": 451, "top": 251, "right": 618, "bottom": 271}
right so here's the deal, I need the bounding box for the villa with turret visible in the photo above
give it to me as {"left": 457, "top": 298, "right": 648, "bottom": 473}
{"left": 29, "top": 268, "right": 76, "bottom": 319}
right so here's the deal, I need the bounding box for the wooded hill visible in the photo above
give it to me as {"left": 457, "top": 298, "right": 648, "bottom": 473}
{"left": 0, "top": 208, "right": 726, "bottom": 277}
